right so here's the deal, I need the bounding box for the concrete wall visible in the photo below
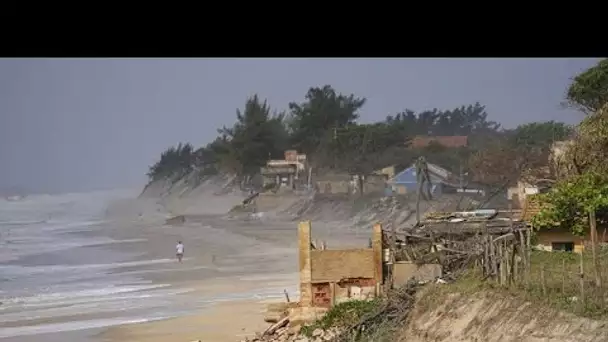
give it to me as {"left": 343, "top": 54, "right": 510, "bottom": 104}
{"left": 536, "top": 230, "right": 585, "bottom": 253}
{"left": 315, "top": 180, "right": 351, "bottom": 194}
{"left": 393, "top": 262, "right": 442, "bottom": 287}
{"left": 315, "top": 174, "right": 387, "bottom": 195}
{"left": 362, "top": 174, "right": 387, "bottom": 194}
{"left": 298, "top": 221, "right": 383, "bottom": 308}
{"left": 311, "top": 249, "right": 376, "bottom": 282}
{"left": 536, "top": 228, "right": 608, "bottom": 253}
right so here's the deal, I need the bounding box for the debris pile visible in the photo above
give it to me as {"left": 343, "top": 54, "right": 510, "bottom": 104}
{"left": 241, "top": 280, "right": 428, "bottom": 342}
{"left": 240, "top": 325, "right": 343, "bottom": 342}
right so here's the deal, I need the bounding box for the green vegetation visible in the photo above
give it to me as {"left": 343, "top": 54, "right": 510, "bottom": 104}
{"left": 532, "top": 59, "right": 608, "bottom": 289}
{"left": 567, "top": 59, "right": 608, "bottom": 114}
{"left": 300, "top": 299, "right": 381, "bottom": 337}
{"left": 445, "top": 57, "right": 608, "bottom": 325}
{"left": 147, "top": 83, "right": 576, "bottom": 193}
{"left": 533, "top": 172, "right": 608, "bottom": 236}
{"left": 147, "top": 143, "right": 195, "bottom": 182}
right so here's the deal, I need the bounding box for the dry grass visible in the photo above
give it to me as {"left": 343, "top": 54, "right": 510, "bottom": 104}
{"left": 430, "top": 246, "right": 608, "bottom": 319}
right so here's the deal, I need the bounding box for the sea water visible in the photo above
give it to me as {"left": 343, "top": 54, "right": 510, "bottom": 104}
{"left": 0, "top": 189, "right": 298, "bottom": 341}
{"left": 0, "top": 190, "right": 190, "bottom": 340}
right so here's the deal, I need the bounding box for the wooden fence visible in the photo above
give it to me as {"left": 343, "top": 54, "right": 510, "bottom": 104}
{"left": 383, "top": 219, "right": 608, "bottom": 315}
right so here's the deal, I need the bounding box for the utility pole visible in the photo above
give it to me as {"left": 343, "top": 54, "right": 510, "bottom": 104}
{"left": 333, "top": 125, "right": 337, "bottom": 170}
{"left": 459, "top": 160, "right": 464, "bottom": 191}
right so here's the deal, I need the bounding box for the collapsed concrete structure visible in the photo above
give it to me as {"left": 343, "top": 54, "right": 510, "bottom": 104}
{"left": 297, "top": 221, "right": 441, "bottom": 309}
{"left": 298, "top": 221, "right": 384, "bottom": 308}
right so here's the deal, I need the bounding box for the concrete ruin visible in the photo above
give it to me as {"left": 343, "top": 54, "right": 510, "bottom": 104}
{"left": 261, "top": 150, "right": 308, "bottom": 190}
{"left": 298, "top": 221, "right": 383, "bottom": 308}
{"left": 264, "top": 221, "right": 443, "bottom": 332}
{"left": 297, "top": 221, "right": 441, "bottom": 309}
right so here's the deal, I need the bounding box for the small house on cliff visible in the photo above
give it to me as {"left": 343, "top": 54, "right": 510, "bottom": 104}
{"left": 387, "top": 163, "right": 464, "bottom": 195}
{"left": 520, "top": 194, "right": 608, "bottom": 253}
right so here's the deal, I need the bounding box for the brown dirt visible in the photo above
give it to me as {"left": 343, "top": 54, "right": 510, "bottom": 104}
{"left": 401, "top": 288, "right": 608, "bottom": 342}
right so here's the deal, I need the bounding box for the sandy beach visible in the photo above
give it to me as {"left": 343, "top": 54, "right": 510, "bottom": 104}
{"left": 99, "top": 299, "right": 272, "bottom": 342}
{"left": 93, "top": 199, "right": 299, "bottom": 342}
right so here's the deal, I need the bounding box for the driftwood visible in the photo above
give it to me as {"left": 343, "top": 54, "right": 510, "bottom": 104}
{"left": 262, "top": 316, "right": 289, "bottom": 336}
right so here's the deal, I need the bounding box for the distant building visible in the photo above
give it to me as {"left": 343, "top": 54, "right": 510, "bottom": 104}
{"left": 512, "top": 139, "right": 605, "bottom": 254}
{"left": 387, "top": 163, "right": 470, "bottom": 195}
{"left": 373, "top": 165, "right": 396, "bottom": 180}
{"left": 520, "top": 194, "right": 608, "bottom": 253}
{"left": 261, "top": 150, "right": 307, "bottom": 189}
{"left": 409, "top": 136, "right": 468, "bottom": 149}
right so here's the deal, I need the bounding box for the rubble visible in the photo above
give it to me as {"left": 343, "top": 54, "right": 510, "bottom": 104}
{"left": 239, "top": 323, "right": 343, "bottom": 342}
{"left": 237, "top": 301, "right": 340, "bottom": 342}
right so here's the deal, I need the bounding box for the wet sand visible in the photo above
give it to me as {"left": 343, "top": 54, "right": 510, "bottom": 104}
{"left": 99, "top": 299, "right": 271, "bottom": 342}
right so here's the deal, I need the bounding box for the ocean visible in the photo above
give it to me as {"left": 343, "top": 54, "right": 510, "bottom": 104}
{"left": 0, "top": 189, "right": 296, "bottom": 341}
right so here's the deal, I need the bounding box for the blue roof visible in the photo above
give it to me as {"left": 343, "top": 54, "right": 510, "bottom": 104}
{"left": 389, "top": 166, "right": 446, "bottom": 185}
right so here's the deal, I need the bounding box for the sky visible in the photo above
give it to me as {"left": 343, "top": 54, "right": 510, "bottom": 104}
{"left": 0, "top": 58, "right": 600, "bottom": 194}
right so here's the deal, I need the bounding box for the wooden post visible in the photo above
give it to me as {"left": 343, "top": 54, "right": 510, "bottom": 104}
{"left": 579, "top": 251, "right": 585, "bottom": 308}
{"left": 562, "top": 259, "right": 566, "bottom": 294}
{"left": 490, "top": 236, "right": 497, "bottom": 280}
{"left": 390, "top": 221, "right": 397, "bottom": 259}
{"left": 519, "top": 230, "right": 526, "bottom": 284}
{"left": 541, "top": 264, "right": 546, "bottom": 296}
{"left": 514, "top": 252, "right": 519, "bottom": 285}
{"left": 526, "top": 228, "right": 532, "bottom": 288}
{"left": 498, "top": 241, "right": 504, "bottom": 285}
{"left": 501, "top": 241, "right": 507, "bottom": 286}
{"left": 484, "top": 236, "right": 490, "bottom": 276}
{"left": 589, "top": 210, "right": 602, "bottom": 288}
{"left": 509, "top": 242, "right": 517, "bottom": 286}
{"left": 416, "top": 177, "right": 421, "bottom": 225}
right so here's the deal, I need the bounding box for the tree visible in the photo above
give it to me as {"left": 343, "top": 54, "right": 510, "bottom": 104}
{"left": 147, "top": 143, "right": 195, "bottom": 181}
{"left": 329, "top": 122, "right": 408, "bottom": 193}
{"left": 288, "top": 85, "right": 365, "bottom": 160}
{"left": 384, "top": 103, "right": 500, "bottom": 139}
{"left": 533, "top": 171, "right": 608, "bottom": 287}
{"left": 468, "top": 134, "right": 523, "bottom": 187}
{"left": 566, "top": 59, "right": 608, "bottom": 114}
{"left": 534, "top": 96, "right": 608, "bottom": 287}
{"left": 509, "top": 121, "right": 572, "bottom": 148}
{"left": 533, "top": 172, "right": 608, "bottom": 236}
{"left": 219, "top": 95, "right": 289, "bottom": 177}
{"left": 568, "top": 103, "right": 608, "bottom": 175}
{"left": 468, "top": 121, "right": 573, "bottom": 188}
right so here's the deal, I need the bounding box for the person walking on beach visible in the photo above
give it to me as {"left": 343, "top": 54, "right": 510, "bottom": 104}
{"left": 176, "top": 241, "right": 184, "bottom": 262}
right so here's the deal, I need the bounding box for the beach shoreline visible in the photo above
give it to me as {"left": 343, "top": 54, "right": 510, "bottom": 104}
{"left": 98, "top": 297, "right": 279, "bottom": 342}
{"left": 90, "top": 209, "right": 301, "bottom": 342}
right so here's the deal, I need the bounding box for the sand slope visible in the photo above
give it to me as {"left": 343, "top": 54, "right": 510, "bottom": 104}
{"left": 404, "top": 290, "right": 608, "bottom": 342}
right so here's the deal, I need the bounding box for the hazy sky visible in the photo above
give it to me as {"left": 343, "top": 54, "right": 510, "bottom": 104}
{"left": 0, "top": 58, "right": 599, "bottom": 193}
